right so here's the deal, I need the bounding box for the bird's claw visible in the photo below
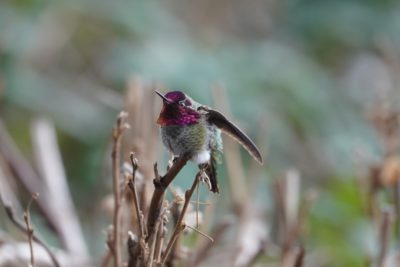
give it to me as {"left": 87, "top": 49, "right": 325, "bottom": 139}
{"left": 198, "top": 167, "right": 212, "bottom": 191}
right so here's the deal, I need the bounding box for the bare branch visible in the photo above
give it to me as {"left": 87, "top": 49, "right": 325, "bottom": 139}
{"left": 24, "top": 193, "right": 39, "bottom": 267}
{"left": 0, "top": 196, "right": 60, "bottom": 267}
{"left": 185, "top": 225, "right": 214, "bottom": 243}
{"left": 111, "top": 111, "right": 129, "bottom": 267}
{"left": 126, "top": 153, "right": 149, "bottom": 267}
{"left": 146, "top": 155, "right": 190, "bottom": 242}
{"left": 147, "top": 218, "right": 160, "bottom": 267}
{"left": 162, "top": 172, "right": 201, "bottom": 265}
{"left": 154, "top": 214, "right": 167, "bottom": 266}
{"left": 128, "top": 153, "right": 146, "bottom": 239}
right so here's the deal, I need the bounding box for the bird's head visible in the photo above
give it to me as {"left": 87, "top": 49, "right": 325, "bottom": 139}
{"left": 155, "top": 91, "right": 200, "bottom": 126}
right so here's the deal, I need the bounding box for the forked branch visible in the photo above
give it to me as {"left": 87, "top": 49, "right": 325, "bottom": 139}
{"left": 1, "top": 203, "right": 60, "bottom": 267}
{"left": 146, "top": 155, "right": 190, "bottom": 242}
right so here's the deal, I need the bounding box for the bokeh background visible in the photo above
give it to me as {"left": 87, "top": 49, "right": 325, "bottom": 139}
{"left": 1, "top": 0, "right": 400, "bottom": 266}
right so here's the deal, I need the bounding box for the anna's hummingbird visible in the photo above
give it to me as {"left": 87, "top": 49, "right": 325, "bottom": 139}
{"left": 155, "top": 90, "right": 263, "bottom": 193}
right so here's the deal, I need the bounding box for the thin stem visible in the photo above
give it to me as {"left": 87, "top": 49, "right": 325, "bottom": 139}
{"left": 24, "top": 193, "right": 39, "bottom": 267}
{"left": 147, "top": 219, "right": 161, "bottom": 267}
{"left": 111, "top": 111, "right": 128, "bottom": 267}
{"left": 161, "top": 172, "right": 201, "bottom": 265}
{"left": 2, "top": 204, "right": 60, "bottom": 267}
{"left": 128, "top": 153, "right": 146, "bottom": 239}
{"left": 154, "top": 218, "right": 165, "bottom": 266}
{"left": 185, "top": 225, "right": 214, "bottom": 243}
{"left": 146, "top": 155, "right": 190, "bottom": 242}
{"left": 161, "top": 226, "right": 184, "bottom": 266}
{"left": 190, "top": 201, "right": 211, "bottom": 205}
{"left": 127, "top": 153, "right": 149, "bottom": 267}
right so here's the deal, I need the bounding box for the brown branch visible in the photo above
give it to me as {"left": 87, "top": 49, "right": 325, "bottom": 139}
{"left": 146, "top": 155, "right": 190, "bottom": 242}
{"left": 147, "top": 218, "right": 161, "bottom": 266}
{"left": 24, "top": 193, "right": 39, "bottom": 267}
{"left": 127, "top": 153, "right": 149, "bottom": 267}
{"left": 111, "top": 111, "right": 129, "bottom": 267}
{"left": 128, "top": 153, "right": 146, "bottom": 238}
{"left": 154, "top": 214, "right": 166, "bottom": 265}
{"left": 129, "top": 235, "right": 149, "bottom": 267}
{"left": 161, "top": 172, "right": 201, "bottom": 265}
{"left": 167, "top": 195, "right": 183, "bottom": 266}
{"left": 185, "top": 225, "right": 214, "bottom": 242}
{"left": 1, "top": 202, "right": 60, "bottom": 267}
{"left": 161, "top": 225, "right": 184, "bottom": 266}
{"left": 127, "top": 232, "right": 141, "bottom": 267}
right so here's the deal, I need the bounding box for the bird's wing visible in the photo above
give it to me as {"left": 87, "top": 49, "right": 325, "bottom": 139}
{"left": 200, "top": 106, "right": 263, "bottom": 164}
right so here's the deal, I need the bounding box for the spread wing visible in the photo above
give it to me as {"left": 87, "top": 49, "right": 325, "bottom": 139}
{"left": 201, "top": 107, "right": 263, "bottom": 165}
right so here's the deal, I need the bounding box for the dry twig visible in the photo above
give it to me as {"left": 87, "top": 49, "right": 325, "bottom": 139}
{"left": 185, "top": 225, "right": 214, "bottom": 242}
{"left": 1, "top": 201, "right": 60, "bottom": 267}
{"left": 127, "top": 153, "right": 149, "bottom": 267}
{"left": 111, "top": 111, "right": 129, "bottom": 267}
{"left": 154, "top": 213, "right": 167, "bottom": 265}
{"left": 23, "top": 193, "right": 39, "bottom": 267}
{"left": 146, "top": 155, "right": 190, "bottom": 242}
{"left": 128, "top": 153, "right": 146, "bottom": 238}
{"left": 161, "top": 172, "right": 202, "bottom": 265}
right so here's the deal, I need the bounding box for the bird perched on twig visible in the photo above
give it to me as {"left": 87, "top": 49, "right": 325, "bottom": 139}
{"left": 155, "top": 90, "right": 263, "bottom": 193}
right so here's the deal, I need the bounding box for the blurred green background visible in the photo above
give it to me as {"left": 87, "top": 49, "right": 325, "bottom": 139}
{"left": 1, "top": 0, "right": 400, "bottom": 266}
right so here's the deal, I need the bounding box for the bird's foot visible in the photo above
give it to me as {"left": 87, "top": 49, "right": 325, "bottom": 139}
{"left": 198, "top": 164, "right": 212, "bottom": 191}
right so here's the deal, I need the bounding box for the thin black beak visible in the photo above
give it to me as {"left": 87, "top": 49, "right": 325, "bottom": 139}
{"left": 155, "top": 91, "right": 171, "bottom": 104}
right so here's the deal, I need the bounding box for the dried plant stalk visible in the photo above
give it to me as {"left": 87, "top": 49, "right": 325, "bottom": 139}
{"left": 146, "top": 156, "right": 190, "bottom": 242}
{"left": 127, "top": 153, "right": 149, "bottom": 267}
{"left": 24, "top": 193, "right": 39, "bottom": 267}
{"left": 111, "top": 111, "right": 129, "bottom": 267}
{"left": 162, "top": 172, "right": 201, "bottom": 265}
{"left": 1, "top": 202, "right": 60, "bottom": 267}
{"left": 128, "top": 153, "right": 146, "bottom": 238}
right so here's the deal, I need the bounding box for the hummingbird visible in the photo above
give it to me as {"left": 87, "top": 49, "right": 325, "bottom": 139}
{"left": 155, "top": 90, "right": 263, "bottom": 193}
